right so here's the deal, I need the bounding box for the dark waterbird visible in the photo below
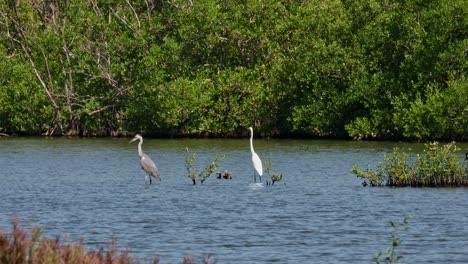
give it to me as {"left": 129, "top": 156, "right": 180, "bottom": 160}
{"left": 465, "top": 152, "right": 468, "bottom": 161}
{"left": 217, "top": 170, "right": 232, "bottom": 179}
{"left": 129, "top": 134, "right": 160, "bottom": 184}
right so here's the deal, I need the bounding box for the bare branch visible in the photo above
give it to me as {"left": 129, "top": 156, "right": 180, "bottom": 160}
{"left": 111, "top": 8, "right": 132, "bottom": 29}
{"left": 87, "top": 0, "right": 101, "bottom": 17}
{"left": 87, "top": 105, "right": 112, "bottom": 115}
{"left": 5, "top": 11, "right": 64, "bottom": 134}
{"left": 144, "top": 0, "right": 153, "bottom": 27}
{"left": 126, "top": 0, "right": 141, "bottom": 30}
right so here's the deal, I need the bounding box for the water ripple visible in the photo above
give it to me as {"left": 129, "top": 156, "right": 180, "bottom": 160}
{"left": 1, "top": 138, "right": 468, "bottom": 263}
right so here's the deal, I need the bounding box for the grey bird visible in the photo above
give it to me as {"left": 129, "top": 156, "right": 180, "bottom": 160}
{"left": 129, "top": 134, "right": 161, "bottom": 184}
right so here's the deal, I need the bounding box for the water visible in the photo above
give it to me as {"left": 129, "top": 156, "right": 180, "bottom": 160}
{"left": 0, "top": 137, "right": 467, "bottom": 263}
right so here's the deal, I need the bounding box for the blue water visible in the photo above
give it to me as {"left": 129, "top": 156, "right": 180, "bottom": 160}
{"left": 0, "top": 137, "right": 467, "bottom": 263}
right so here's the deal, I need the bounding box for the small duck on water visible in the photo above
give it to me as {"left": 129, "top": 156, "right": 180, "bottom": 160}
{"left": 216, "top": 170, "right": 232, "bottom": 179}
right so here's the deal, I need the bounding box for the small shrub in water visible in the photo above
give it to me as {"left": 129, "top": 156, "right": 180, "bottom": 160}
{"left": 352, "top": 142, "right": 468, "bottom": 187}
{"left": 265, "top": 158, "right": 283, "bottom": 185}
{"left": 185, "top": 148, "right": 224, "bottom": 185}
{"left": 270, "top": 173, "right": 283, "bottom": 185}
{"left": 351, "top": 164, "right": 385, "bottom": 186}
{"left": 412, "top": 142, "right": 466, "bottom": 186}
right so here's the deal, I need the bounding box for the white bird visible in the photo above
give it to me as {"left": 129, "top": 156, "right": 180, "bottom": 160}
{"left": 249, "top": 127, "right": 263, "bottom": 182}
{"left": 129, "top": 134, "right": 160, "bottom": 184}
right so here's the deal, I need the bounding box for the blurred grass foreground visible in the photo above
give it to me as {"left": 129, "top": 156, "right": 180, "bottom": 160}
{"left": 0, "top": 220, "right": 214, "bottom": 264}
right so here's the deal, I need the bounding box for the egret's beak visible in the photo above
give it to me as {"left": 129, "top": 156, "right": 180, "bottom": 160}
{"left": 129, "top": 137, "right": 137, "bottom": 143}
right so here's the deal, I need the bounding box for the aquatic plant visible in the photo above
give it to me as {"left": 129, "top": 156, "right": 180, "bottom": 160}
{"left": 352, "top": 142, "right": 468, "bottom": 187}
{"left": 351, "top": 164, "right": 385, "bottom": 186}
{"left": 374, "top": 216, "right": 411, "bottom": 264}
{"left": 270, "top": 173, "right": 283, "bottom": 185}
{"left": 265, "top": 158, "right": 283, "bottom": 186}
{"left": 185, "top": 148, "right": 224, "bottom": 185}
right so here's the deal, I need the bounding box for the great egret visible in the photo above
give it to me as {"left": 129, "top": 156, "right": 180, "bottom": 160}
{"left": 249, "top": 127, "right": 263, "bottom": 182}
{"left": 129, "top": 134, "right": 160, "bottom": 184}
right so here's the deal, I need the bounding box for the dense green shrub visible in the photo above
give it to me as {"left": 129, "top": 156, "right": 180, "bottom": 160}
{"left": 352, "top": 142, "right": 468, "bottom": 187}
{"left": 392, "top": 80, "right": 468, "bottom": 141}
{"left": 0, "top": 0, "right": 466, "bottom": 139}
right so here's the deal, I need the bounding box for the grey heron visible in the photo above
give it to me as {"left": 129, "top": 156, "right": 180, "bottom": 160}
{"left": 249, "top": 127, "right": 263, "bottom": 182}
{"left": 129, "top": 134, "right": 160, "bottom": 184}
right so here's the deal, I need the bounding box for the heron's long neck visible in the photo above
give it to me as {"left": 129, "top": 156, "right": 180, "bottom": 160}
{"left": 250, "top": 131, "right": 255, "bottom": 154}
{"left": 138, "top": 139, "right": 143, "bottom": 157}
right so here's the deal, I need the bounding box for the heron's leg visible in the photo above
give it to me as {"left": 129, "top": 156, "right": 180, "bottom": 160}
{"left": 150, "top": 176, "right": 152, "bottom": 184}
{"left": 145, "top": 174, "right": 148, "bottom": 184}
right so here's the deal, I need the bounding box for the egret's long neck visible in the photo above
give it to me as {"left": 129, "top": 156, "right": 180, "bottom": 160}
{"left": 137, "top": 139, "right": 143, "bottom": 157}
{"left": 250, "top": 130, "right": 255, "bottom": 154}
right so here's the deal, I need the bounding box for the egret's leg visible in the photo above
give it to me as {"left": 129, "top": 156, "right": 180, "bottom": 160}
{"left": 254, "top": 170, "right": 256, "bottom": 182}
{"left": 259, "top": 175, "right": 262, "bottom": 182}
{"left": 145, "top": 174, "right": 148, "bottom": 184}
{"left": 150, "top": 176, "right": 152, "bottom": 184}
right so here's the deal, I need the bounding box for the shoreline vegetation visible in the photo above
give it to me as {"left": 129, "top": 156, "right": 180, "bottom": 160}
{"left": 0, "top": 1, "right": 466, "bottom": 141}
{"left": 352, "top": 142, "right": 468, "bottom": 187}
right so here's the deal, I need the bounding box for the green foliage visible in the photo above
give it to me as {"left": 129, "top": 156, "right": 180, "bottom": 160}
{"left": 413, "top": 142, "right": 467, "bottom": 186}
{"left": 352, "top": 142, "right": 468, "bottom": 187}
{"left": 184, "top": 148, "right": 224, "bottom": 185}
{"left": 342, "top": 0, "right": 468, "bottom": 140}
{"left": 264, "top": 158, "right": 283, "bottom": 185}
{"left": 392, "top": 80, "right": 468, "bottom": 141}
{"left": 0, "top": 51, "right": 52, "bottom": 134}
{"left": 0, "top": 0, "right": 466, "bottom": 139}
{"left": 271, "top": 173, "right": 283, "bottom": 185}
{"left": 374, "top": 216, "right": 411, "bottom": 264}
{"left": 351, "top": 164, "right": 385, "bottom": 187}
{"left": 345, "top": 117, "right": 377, "bottom": 140}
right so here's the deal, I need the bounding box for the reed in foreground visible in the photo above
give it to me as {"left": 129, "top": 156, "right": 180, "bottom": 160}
{"left": 374, "top": 216, "right": 411, "bottom": 264}
{"left": 0, "top": 219, "right": 214, "bottom": 264}
{"left": 352, "top": 142, "right": 468, "bottom": 187}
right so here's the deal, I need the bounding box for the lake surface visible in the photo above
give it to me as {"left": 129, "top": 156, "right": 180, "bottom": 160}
{"left": 1, "top": 137, "right": 467, "bottom": 263}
